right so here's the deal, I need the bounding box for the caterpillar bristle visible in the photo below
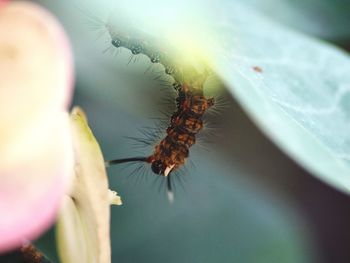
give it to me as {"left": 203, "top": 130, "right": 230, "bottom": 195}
{"left": 106, "top": 157, "right": 148, "bottom": 166}
{"left": 167, "top": 190, "right": 174, "bottom": 203}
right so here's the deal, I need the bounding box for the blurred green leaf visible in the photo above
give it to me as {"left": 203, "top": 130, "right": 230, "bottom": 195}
{"left": 211, "top": 2, "right": 350, "bottom": 194}
{"left": 241, "top": 0, "right": 350, "bottom": 42}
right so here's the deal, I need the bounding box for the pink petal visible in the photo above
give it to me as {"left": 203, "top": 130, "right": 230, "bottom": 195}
{"left": 0, "top": 2, "right": 74, "bottom": 252}
{"left": 0, "top": 113, "right": 73, "bottom": 252}
{"left": 0, "top": 1, "right": 74, "bottom": 164}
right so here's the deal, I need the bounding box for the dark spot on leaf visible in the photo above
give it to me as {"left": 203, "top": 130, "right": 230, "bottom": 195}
{"left": 253, "top": 66, "right": 263, "bottom": 73}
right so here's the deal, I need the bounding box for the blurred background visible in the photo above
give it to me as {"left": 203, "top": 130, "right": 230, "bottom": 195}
{"left": 5, "top": 0, "right": 350, "bottom": 262}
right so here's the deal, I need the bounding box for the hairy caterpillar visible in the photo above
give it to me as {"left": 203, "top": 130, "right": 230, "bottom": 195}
{"left": 88, "top": 11, "right": 217, "bottom": 200}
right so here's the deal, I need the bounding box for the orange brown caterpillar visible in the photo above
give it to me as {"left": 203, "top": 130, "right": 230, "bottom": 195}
{"left": 147, "top": 81, "right": 214, "bottom": 176}
{"left": 108, "top": 78, "right": 214, "bottom": 176}
{"left": 107, "top": 74, "right": 214, "bottom": 200}
{"left": 100, "top": 18, "right": 215, "bottom": 198}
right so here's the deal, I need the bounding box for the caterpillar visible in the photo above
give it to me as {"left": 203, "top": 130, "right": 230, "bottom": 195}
{"left": 108, "top": 80, "right": 214, "bottom": 173}
{"left": 89, "top": 12, "right": 216, "bottom": 199}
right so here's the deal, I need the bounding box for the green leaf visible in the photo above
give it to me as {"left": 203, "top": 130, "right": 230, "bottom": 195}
{"left": 240, "top": 0, "right": 350, "bottom": 42}
{"left": 210, "top": 2, "right": 350, "bottom": 194}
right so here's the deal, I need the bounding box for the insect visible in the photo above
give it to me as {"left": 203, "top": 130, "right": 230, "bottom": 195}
{"left": 87, "top": 11, "right": 217, "bottom": 200}
{"left": 106, "top": 79, "right": 215, "bottom": 198}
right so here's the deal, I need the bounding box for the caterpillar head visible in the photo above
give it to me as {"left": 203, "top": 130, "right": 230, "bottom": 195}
{"left": 150, "top": 159, "right": 175, "bottom": 177}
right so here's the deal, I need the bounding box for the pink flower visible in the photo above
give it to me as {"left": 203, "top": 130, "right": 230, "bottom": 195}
{"left": 0, "top": 1, "right": 74, "bottom": 252}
